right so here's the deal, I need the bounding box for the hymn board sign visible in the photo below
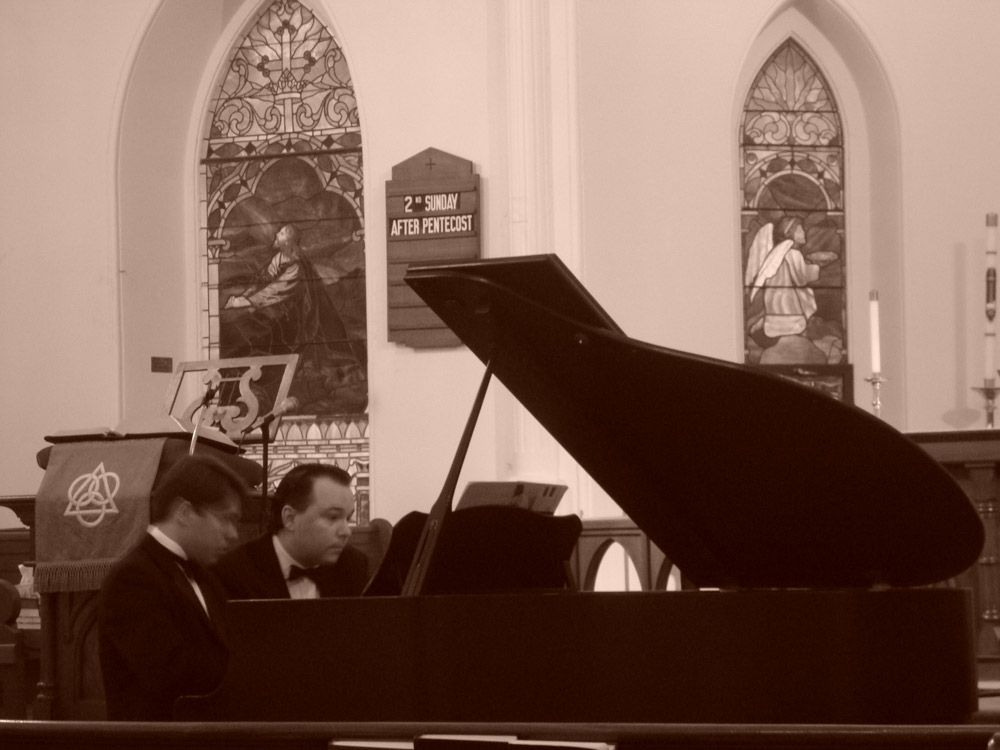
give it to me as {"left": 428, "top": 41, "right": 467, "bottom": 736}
{"left": 386, "top": 147, "right": 480, "bottom": 348}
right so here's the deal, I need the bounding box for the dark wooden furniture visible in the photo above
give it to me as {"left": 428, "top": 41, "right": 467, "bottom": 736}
{"left": 571, "top": 516, "right": 682, "bottom": 591}
{"left": 0, "top": 498, "right": 34, "bottom": 565}
{"left": 0, "top": 580, "right": 25, "bottom": 718}
{"left": 910, "top": 430, "right": 1000, "bottom": 681}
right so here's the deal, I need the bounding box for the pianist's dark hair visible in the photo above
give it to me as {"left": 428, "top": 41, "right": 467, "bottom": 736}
{"left": 149, "top": 454, "right": 248, "bottom": 523}
{"left": 268, "top": 463, "right": 353, "bottom": 533}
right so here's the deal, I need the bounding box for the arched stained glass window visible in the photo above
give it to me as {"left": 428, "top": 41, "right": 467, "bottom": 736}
{"left": 740, "top": 40, "right": 850, "bottom": 400}
{"left": 199, "top": 0, "right": 369, "bottom": 513}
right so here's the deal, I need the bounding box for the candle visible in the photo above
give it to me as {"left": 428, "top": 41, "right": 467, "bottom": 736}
{"left": 869, "top": 290, "right": 881, "bottom": 374}
{"left": 987, "top": 328, "right": 996, "bottom": 384}
{"left": 987, "top": 214, "right": 997, "bottom": 383}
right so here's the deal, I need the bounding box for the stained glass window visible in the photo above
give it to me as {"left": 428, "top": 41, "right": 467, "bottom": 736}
{"left": 199, "top": 0, "right": 369, "bottom": 512}
{"left": 740, "top": 40, "right": 851, "bottom": 400}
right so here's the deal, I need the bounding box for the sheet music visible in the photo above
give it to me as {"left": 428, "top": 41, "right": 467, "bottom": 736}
{"left": 455, "top": 481, "right": 567, "bottom": 515}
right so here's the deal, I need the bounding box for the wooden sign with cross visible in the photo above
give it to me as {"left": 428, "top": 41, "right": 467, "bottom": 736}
{"left": 385, "top": 147, "right": 480, "bottom": 348}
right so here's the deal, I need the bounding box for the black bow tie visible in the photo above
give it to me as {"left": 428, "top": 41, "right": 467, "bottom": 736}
{"left": 288, "top": 565, "right": 317, "bottom": 582}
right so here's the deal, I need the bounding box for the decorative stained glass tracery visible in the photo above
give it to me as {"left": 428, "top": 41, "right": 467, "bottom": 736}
{"left": 740, "top": 40, "right": 850, "bottom": 400}
{"left": 199, "top": 0, "right": 369, "bottom": 511}
{"left": 210, "top": 0, "right": 358, "bottom": 139}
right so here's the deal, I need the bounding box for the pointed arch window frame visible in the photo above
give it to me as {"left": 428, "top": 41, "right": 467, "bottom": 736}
{"left": 193, "top": 0, "right": 372, "bottom": 519}
{"left": 198, "top": 0, "right": 368, "bottom": 420}
{"left": 739, "top": 39, "right": 852, "bottom": 402}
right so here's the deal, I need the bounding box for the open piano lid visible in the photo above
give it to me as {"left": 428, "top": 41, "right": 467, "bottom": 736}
{"left": 405, "top": 254, "right": 984, "bottom": 590}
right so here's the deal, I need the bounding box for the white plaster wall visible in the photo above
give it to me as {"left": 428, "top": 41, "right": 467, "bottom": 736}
{"left": 577, "top": 0, "right": 771, "bottom": 354}
{"left": 0, "top": 0, "right": 157, "bottom": 495}
{"left": 119, "top": 0, "right": 248, "bottom": 420}
{"left": 853, "top": 0, "right": 1000, "bottom": 431}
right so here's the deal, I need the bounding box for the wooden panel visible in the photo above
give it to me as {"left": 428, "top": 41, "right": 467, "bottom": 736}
{"left": 387, "top": 285, "right": 425, "bottom": 308}
{"left": 390, "top": 329, "right": 461, "bottom": 348}
{"left": 387, "top": 238, "right": 480, "bottom": 263}
{"left": 388, "top": 307, "right": 448, "bottom": 330}
{"left": 0, "top": 530, "right": 30, "bottom": 586}
{"left": 385, "top": 148, "right": 479, "bottom": 349}
{"left": 389, "top": 146, "right": 477, "bottom": 180}
{"left": 387, "top": 248, "right": 483, "bottom": 286}
{"left": 571, "top": 518, "right": 688, "bottom": 592}
{"left": 388, "top": 263, "right": 410, "bottom": 285}
{"left": 386, "top": 177, "right": 478, "bottom": 196}
{"left": 909, "top": 430, "right": 1000, "bottom": 681}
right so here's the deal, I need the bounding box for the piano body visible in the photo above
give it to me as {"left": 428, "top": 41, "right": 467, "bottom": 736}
{"left": 177, "top": 255, "right": 984, "bottom": 725}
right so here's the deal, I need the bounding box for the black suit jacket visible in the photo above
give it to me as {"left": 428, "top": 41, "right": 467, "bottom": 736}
{"left": 212, "top": 533, "right": 369, "bottom": 600}
{"left": 97, "top": 534, "right": 229, "bottom": 721}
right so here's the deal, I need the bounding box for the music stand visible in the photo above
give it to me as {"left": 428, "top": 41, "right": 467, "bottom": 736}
{"left": 163, "top": 355, "right": 299, "bottom": 529}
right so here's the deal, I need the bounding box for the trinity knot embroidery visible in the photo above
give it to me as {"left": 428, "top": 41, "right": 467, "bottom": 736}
{"left": 65, "top": 462, "right": 121, "bottom": 528}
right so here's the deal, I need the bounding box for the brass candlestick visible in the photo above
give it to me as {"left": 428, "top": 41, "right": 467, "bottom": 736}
{"left": 865, "top": 373, "right": 886, "bottom": 418}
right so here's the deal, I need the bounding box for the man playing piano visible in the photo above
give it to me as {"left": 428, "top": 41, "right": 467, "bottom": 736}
{"left": 213, "top": 463, "right": 368, "bottom": 600}
{"left": 97, "top": 454, "right": 247, "bottom": 720}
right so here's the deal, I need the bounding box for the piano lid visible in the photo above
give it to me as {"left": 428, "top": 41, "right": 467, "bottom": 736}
{"left": 404, "top": 254, "right": 984, "bottom": 589}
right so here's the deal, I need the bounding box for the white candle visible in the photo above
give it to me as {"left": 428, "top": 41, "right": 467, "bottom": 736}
{"left": 987, "top": 214, "right": 997, "bottom": 383}
{"left": 869, "top": 290, "right": 881, "bottom": 374}
{"left": 986, "top": 328, "right": 996, "bottom": 384}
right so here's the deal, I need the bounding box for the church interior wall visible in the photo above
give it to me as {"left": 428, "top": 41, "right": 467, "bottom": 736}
{"left": 3, "top": 0, "right": 1000, "bottom": 524}
{"left": 857, "top": 0, "right": 1000, "bottom": 432}
{"left": 0, "top": 0, "right": 158, "bottom": 500}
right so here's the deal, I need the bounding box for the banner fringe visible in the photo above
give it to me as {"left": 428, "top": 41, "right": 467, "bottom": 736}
{"left": 35, "top": 559, "right": 118, "bottom": 593}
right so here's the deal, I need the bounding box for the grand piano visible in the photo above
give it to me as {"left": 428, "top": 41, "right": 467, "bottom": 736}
{"left": 177, "top": 254, "right": 985, "bottom": 725}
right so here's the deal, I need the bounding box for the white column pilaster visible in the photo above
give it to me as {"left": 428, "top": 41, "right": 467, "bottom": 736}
{"left": 501, "top": 0, "right": 596, "bottom": 517}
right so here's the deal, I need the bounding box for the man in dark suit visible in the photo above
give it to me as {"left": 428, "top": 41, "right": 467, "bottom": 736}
{"left": 213, "top": 463, "right": 368, "bottom": 599}
{"left": 97, "top": 454, "right": 247, "bottom": 721}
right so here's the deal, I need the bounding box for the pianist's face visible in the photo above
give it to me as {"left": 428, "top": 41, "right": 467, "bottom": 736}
{"left": 183, "top": 491, "right": 242, "bottom": 566}
{"left": 281, "top": 476, "right": 355, "bottom": 567}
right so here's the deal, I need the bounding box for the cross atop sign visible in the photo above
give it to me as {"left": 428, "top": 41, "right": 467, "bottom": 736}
{"left": 391, "top": 147, "right": 473, "bottom": 181}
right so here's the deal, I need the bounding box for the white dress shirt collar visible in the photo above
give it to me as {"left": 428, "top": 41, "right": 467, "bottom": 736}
{"left": 148, "top": 524, "right": 187, "bottom": 559}
{"left": 273, "top": 534, "right": 319, "bottom": 599}
{"left": 147, "top": 525, "right": 208, "bottom": 614}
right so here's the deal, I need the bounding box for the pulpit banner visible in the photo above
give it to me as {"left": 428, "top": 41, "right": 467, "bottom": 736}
{"left": 35, "top": 438, "right": 167, "bottom": 593}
